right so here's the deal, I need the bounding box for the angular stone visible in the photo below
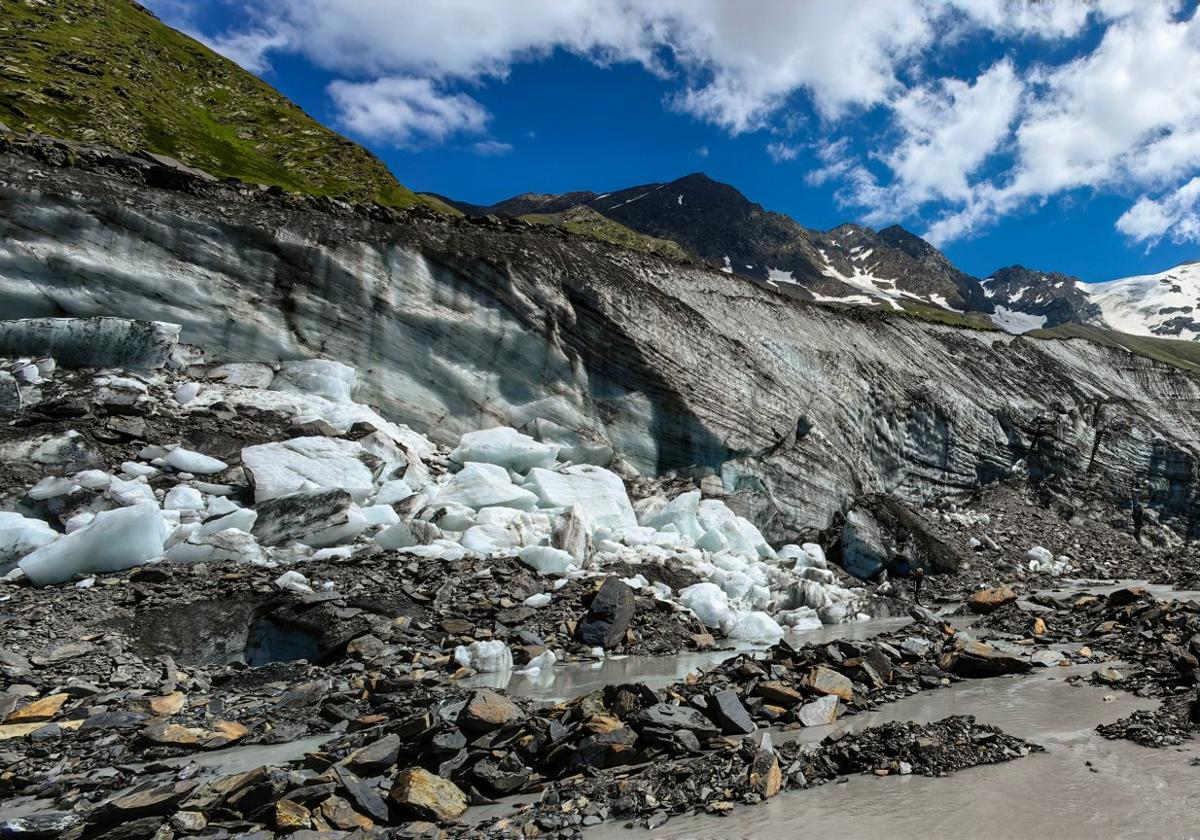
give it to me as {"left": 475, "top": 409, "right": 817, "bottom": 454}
{"left": 578, "top": 577, "right": 636, "bottom": 649}
{"left": 797, "top": 694, "right": 841, "bottom": 727}
{"left": 275, "top": 800, "right": 312, "bottom": 831}
{"left": 252, "top": 488, "right": 365, "bottom": 549}
{"left": 708, "top": 689, "right": 755, "bottom": 735}
{"left": 754, "top": 681, "right": 804, "bottom": 706}
{"left": 1030, "top": 649, "right": 1065, "bottom": 668}
{"left": 148, "top": 692, "right": 186, "bottom": 717}
{"left": 331, "top": 766, "right": 389, "bottom": 824}
{"left": 747, "top": 749, "right": 782, "bottom": 799}
{"left": 968, "top": 585, "right": 1018, "bottom": 614}
{"left": 635, "top": 703, "right": 721, "bottom": 738}
{"left": 952, "top": 640, "right": 1032, "bottom": 678}
{"left": 458, "top": 689, "right": 523, "bottom": 733}
{"left": 803, "top": 666, "right": 854, "bottom": 701}
{"left": 388, "top": 767, "right": 469, "bottom": 821}
{"left": 344, "top": 733, "right": 400, "bottom": 775}
{"left": 5, "top": 693, "right": 68, "bottom": 723}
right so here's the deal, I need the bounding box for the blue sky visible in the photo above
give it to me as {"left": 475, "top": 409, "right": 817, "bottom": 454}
{"left": 149, "top": 0, "right": 1200, "bottom": 283}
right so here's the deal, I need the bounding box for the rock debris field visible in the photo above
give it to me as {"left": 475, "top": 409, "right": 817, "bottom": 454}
{"left": 0, "top": 317, "right": 1197, "bottom": 839}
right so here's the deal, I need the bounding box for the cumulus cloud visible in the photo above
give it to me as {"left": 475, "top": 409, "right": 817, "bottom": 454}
{"left": 326, "top": 78, "right": 490, "bottom": 146}
{"left": 1117, "top": 178, "right": 1200, "bottom": 244}
{"left": 185, "top": 0, "right": 1200, "bottom": 246}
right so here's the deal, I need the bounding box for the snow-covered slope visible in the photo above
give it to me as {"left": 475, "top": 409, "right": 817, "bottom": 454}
{"left": 1087, "top": 261, "right": 1200, "bottom": 340}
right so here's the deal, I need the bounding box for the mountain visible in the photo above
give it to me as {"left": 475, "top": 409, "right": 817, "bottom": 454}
{"left": 983, "top": 262, "right": 1200, "bottom": 340}
{"left": 982, "top": 266, "right": 1107, "bottom": 333}
{"left": 0, "top": 0, "right": 438, "bottom": 209}
{"left": 460, "top": 173, "right": 986, "bottom": 314}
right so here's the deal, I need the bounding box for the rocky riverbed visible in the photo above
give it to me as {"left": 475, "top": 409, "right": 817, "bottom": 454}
{"left": 0, "top": 319, "right": 1198, "bottom": 838}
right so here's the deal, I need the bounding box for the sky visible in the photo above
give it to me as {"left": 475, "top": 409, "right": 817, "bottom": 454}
{"left": 145, "top": 0, "right": 1200, "bottom": 283}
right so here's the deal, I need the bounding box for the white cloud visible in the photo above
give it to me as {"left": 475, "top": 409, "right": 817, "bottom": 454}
{"left": 326, "top": 77, "right": 490, "bottom": 146}
{"left": 471, "top": 140, "right": 514, "bottom": 156}
{"left": 184, "top": 0, "right": 1200, "bottom": 247}
{"left": 766, "top": 142, "right": 800, "bottom": 163}
{"left": 1117, "top": 177, "right": 1200, "bottom": 244}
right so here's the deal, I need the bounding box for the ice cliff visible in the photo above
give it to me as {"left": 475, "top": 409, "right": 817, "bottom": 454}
{"left": 3, "top": 147, "right": 1200, "bottom": 542}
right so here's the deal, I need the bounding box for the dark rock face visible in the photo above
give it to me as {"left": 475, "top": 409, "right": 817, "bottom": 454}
{"left": 983, "top": 265, "right": 1108, "bottom": 330}
{"left": 5, "top": 146, "right": 1200, "bottom": 543}
{"left": 578, "top": 577, "right": 636, "bottom": 649}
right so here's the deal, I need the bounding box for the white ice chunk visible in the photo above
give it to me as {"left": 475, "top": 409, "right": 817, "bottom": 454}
{"left": 727, "top": 611, "right": 785, "bottom": 640}
{"left": 642, "top": 490, "right": 703, "bottom": 540}
{"left": 435, "top": 462, "right": 538, "bottom": 512}
{"left": 28, "top": 476, "right": 78, "bottom": 500}
{"left": 72, "top": 470, "right": 112, "bottom": 490}
{"left": 174, "top": 382, "right": 201, "bottom": 405}
{"left": 450, "top": 427, "right": 559, "bottom": 473}
{"left": 64, "top": 511, "right": 94, "bottom": 533}
{"left": 275, "top": 569, "right": 313, "bottom": 593}
{"left": 359, "top": 504, "right": 400, "bottom": 527}
{"left": 515, "top": 648, "right": 557, "bottom": 677}
{"left": 20, "top": 504, "right": 166, "bottom": 585}
{"left": 121, "top": 461, "right": 159, "bottom": 478}
{"left": 107, "top": 477, "right": 157, "bottom": 507}
{"left": 0, "top": 512, "right": 59, "bottom": 565}
{"left": 242, "top": 437, "right": 376, "bottom": 503}
{"left": 164, "top": 447, "right": 228, "bottom": 475}
{"left": 199, "top": 507, "right": 258, "bottom": 535}
{"left": 519, "top": 545, "right": 575, "bottom": 575}
{"left": 523, "top": 592, "right": 552, "bottom": 608}
{"left": 375, "top": 521, "right": 417, "bottom": 550}
{"left": 453, "top": 640, "right": 513, "bottom": 673}
{"left": 373, "top": 479, "right": 414, "bottom": 505}
{"left": 523, "top": 465, "right": 636, "bottom": 531}
{"left": 165, "top": 528, "right": 264, "bottom": 565}
{"left": 679, "top": 582, "right": 733, "bottom": 630}
{"left": 460, "top": 524, "right": 519, "bottom": 554}
{"left": 163, "top": 485, "right": 204, "bottom": 511}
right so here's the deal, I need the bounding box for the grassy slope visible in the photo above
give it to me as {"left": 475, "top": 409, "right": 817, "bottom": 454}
{"left": 519, "top": 206, "right": 690, "bottom": 262}
{"left": 1029, "top": 322, "right": 1200, "bottom": 372}
{"left": 0, "top": 0, "right": 436, "bottom": 208}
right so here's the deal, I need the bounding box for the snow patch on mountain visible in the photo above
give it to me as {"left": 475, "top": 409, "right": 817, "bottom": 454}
{"left": 1087, "top": 262, "right": 1200, "bottom": 341}
{"left": 992, "top": 306, "right": 1048, "bottom": 334}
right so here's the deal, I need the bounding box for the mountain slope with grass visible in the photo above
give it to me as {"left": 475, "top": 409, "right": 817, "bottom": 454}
{"left": 0, "top": 0, "right": 433, "bottom": 208}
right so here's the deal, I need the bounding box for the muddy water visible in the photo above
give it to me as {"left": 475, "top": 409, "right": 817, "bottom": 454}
{"left": 465, "top": 614, "right": 974, "bottom": 705}
{"left": 587, "top": 665, "right": 1200, "bottom": 840}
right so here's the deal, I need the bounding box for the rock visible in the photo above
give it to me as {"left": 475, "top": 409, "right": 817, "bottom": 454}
{"left": 389, "top": 767, "right": 469, "bottom": 821}
{"left": 804, "top": 666, "right": 855, "bottom": 701}
{"left": 636, "top": 703, "right": 721, "bottom": 738}
{"left": 170, "top": 812, "right": 207, "bottom": 832}
{"left": 459, "top": 689, "right": 523, "bottom": 732}
{"left": 275, "top": 799, "right": 312, "bottom": 831}
{"left": 551, "top": 506, "right": 589, "bottom": 562}
{"left": 754, "top": 681, "right": 804, "bottom": 706}
{"left": 1031, "top": 649, "right": 1065, "bottom": 668}
{"left": 951, "top": 641, "right": 1032, "bottom": 678}
{"left": 332, "top": 766, "right": 390, "bottom": 824}
{"left": 747, "top": 749, "right": 782, "bottom": 799}
{"left": 252, "top": 489, "right": 367, "bottom": 548}
{"left": 579, "top": 577, "right": 636, "bottom": 649}
{"left": 708, "top": 689, "right": 755, "bottom": 735}
{"left": 345, "top": 734, "right": 400, "bottom": 775}
{"left": 798, "top": 694, "right": 841, "bottom": 727}
{"left": 4, "top": 693, "right": 68, "bottom": 723}
{"left": 968, "top": 585, "right": 1018, "bottom": 614}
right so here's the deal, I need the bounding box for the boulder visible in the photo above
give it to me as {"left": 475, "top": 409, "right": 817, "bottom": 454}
{"left": 388, "top": 767, "right": 468, "bottom": 821}
{"left": 707, "top": 689, "right": 755, "bottom": 735}
{"left": 578, "top": 577, "right": 636, "bottom": 649}
{"left": 950, "top": 640, "right": 1032, "bottom": 678}
{"left": 797, "top": 694, "right": 841, "bottom": 727}
{"left": 458, "top": 689, "right": 523, "bottom": 732}
{"left": 968, "top": 585, "right": 1018, "bottom": 614}
{"left": 803, "top": 666, "right": 854, "bottom": 701}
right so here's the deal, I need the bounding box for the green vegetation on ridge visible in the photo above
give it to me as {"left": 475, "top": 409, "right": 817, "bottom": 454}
{"left": 518, "top": 206, "right": 690, "bottom": 262}
{"left": 0, "top": 0, "right": 437, "bottom": 208}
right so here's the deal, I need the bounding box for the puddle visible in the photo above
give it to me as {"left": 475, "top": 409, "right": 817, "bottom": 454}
{"left": 586, "top": 665, "right": 1199, "bottom": 840}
